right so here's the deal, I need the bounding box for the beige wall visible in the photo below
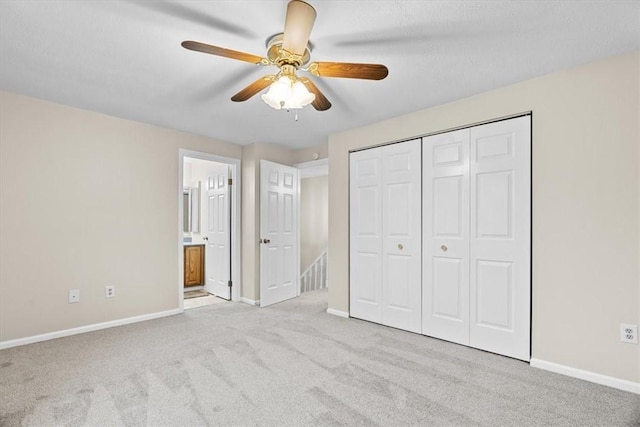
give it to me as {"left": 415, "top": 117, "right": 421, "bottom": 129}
{"left": 293, "top": 142, "right": 328, "bottom": 164}
{"left": 0, "top": 91, "right": 242, "bottom": 342}
{"left": 240, "top": 143, "right": 295, "bottom": 302}
{"left": 300, "top": 176, "right": 328, "bottom": 272}
{"left": 328, "top": 51, "right": 640, "bottom": 383}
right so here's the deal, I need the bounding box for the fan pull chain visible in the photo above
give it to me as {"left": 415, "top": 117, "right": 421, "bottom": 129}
{"left": 285, "top": 108, "right": 300, "bottom": 122}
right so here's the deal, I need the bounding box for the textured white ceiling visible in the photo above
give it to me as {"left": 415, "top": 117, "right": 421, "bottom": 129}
{"left": 1, "top": 1, "right": 638, "bottom": 149}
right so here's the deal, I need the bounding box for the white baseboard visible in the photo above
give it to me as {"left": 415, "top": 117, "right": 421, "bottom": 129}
{"left": 0, "top": 308, "right": 183, "bottom": 350}
{"left": 530, "top": 358, "right": 640, "bottom": 394}
{"left": 326, "top": 308, "right": 349, "bottom": 318}
{"left": 241, "top": 297, "right": 260, "bottom": 306}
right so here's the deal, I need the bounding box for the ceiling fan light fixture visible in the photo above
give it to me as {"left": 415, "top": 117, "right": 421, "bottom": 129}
{"left": 261, "top": 75, "right": 315, "bottom": 110}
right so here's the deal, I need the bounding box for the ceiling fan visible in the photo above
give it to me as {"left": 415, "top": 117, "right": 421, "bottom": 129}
{"left": 181, "top": 0, "right": 389, "bottom": 111}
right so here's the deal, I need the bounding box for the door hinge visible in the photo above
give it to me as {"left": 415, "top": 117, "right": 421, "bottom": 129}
{"left": 228, "top": 178, "right": 233, "bottom": 186}
{"left": 228, "top": 280, "right": 232, "bottom": 288}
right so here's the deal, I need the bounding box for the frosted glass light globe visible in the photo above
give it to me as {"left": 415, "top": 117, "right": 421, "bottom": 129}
{"left": 261, "top": 76, "right": 293, "bottom": 109}
{"left": 262, "top": 76, "right": 315, "bottom": 110}
{"left": 285, "top": 81, "right": 315, "bottom": 109}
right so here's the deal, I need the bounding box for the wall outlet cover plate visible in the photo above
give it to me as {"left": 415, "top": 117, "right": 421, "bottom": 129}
{"left": 68, "top": 289, "right": 80, "bottom": 303}
{"left": 620, "top": 323, "right": 638, "bottom": 344}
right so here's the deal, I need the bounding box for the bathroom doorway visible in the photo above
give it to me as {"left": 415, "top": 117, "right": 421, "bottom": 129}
{"left": 179, "top": 150, "right": 241, "bottom": 310}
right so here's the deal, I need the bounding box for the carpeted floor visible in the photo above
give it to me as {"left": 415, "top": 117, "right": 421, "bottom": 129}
{"left": 0, "top": 289, "right": 638, "bottom": 426}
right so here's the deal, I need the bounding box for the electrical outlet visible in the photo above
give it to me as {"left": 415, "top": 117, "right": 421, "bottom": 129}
{"left": 105, "top": 285, "right": 115, "bottom": 298}
{"left": 68, "top": 289, "right": 80, "bottom": 304}
{"left": 620, "top": 323, "right": 638, "bottom": 344}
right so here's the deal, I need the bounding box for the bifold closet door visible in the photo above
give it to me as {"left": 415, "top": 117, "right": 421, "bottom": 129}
{"left": 422, "top": 116, "right": 531, "bottom": 361}
{"left": 422, "top": 129, "right": 471, "bottom": 345}
{"left": 350, "top": 140, "right": 422, "bottom": 333}
{"left": 469, "top": 116, "right": 531, "bottom": 361}
{"left": 350, "top": 148, "right": 383, "bottom": 323}
{"left": 381, "top": 141, "right": 422, "bottom": 332}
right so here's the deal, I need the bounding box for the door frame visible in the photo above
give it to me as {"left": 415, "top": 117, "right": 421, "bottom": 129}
{"left": 295, "top": 158, "right": 329, "bottom": 296}
{"left": 178, "top": 149, "right": 242, "bottom": 309}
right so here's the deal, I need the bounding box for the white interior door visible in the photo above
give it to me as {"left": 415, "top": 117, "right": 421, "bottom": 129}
{"left": 469, "top": 116, "right": 531, "bottom": 361}
{"left": 349, "top": 148, "right": 383, "bottom": 323}
{"left": 260, "top": 160, "right": 299, "bottom": 307}
{"left": 381, "top": 140, "right": 422, "bottom": 333}
{"left": 422, "top": 129, "right": 471, "bottom": 345}
{"left": 205, "top": 163, "right": 231, "bottom": 300}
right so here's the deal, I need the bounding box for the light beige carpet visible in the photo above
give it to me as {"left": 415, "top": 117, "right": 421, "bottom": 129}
{"left": 1, "top": 289, "right": 638, "bottom": 426}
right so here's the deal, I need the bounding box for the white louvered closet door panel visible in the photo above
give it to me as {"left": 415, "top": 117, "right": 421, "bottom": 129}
{"left": 381, "top": 140, "right": 422, "bottom": 333}
{"left": 349, "top": 148, "right": 383, "bottom": 324}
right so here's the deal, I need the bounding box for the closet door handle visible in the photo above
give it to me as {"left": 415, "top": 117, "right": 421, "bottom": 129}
{"left": 397, "top": 244, "right": 404, "bottom": 250}
{"left": 441, "top": 245, "right": 448, "bottom": 252}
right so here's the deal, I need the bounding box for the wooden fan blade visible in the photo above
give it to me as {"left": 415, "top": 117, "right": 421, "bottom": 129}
{"left": 231, "top": 75, "right": 276, "bottom": 102}
{"left": 182, "top": 41, "right": 268, "bottom": 65}
{"left": 299, "top": 78, "right": 331, "bottom": 111}
{"left": 282, "top": 0, "right": 316, "bottom": 56}
{"left": 308, "top": 62, "right": 389, "bottom": 80}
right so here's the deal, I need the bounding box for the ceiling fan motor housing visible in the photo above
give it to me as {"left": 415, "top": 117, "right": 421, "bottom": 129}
{"left": 266, "top": 33, "right": 311, "bottom": 68}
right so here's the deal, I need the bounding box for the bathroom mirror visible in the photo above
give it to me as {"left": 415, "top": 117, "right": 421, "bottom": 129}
{"left": 183, "top": 184, "right": 200, "bottom": 233}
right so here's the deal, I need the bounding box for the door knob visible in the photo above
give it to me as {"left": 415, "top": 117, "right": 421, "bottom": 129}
{"left": 441, "top": 245, "right": 448, "bottom": 252}
{"left": 260, "top": 238, "right": 271, "bottom": 244}
{"left": 397, "top": 244, "right": 404, "bottom": 250}
{"left": 203, "top": 237, "right": 209, "bottom": 241}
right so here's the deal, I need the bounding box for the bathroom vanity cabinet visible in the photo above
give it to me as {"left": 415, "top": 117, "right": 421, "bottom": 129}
{"left": 184, "top": 244, "right": 204, "bottom": 287}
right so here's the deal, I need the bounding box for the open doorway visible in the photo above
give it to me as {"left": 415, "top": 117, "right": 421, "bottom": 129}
{"left": 297, "top": 159, "right": 329, "bottom": 297}
{"left": 179, "top": 150, "right": 241, "bottom": 310}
